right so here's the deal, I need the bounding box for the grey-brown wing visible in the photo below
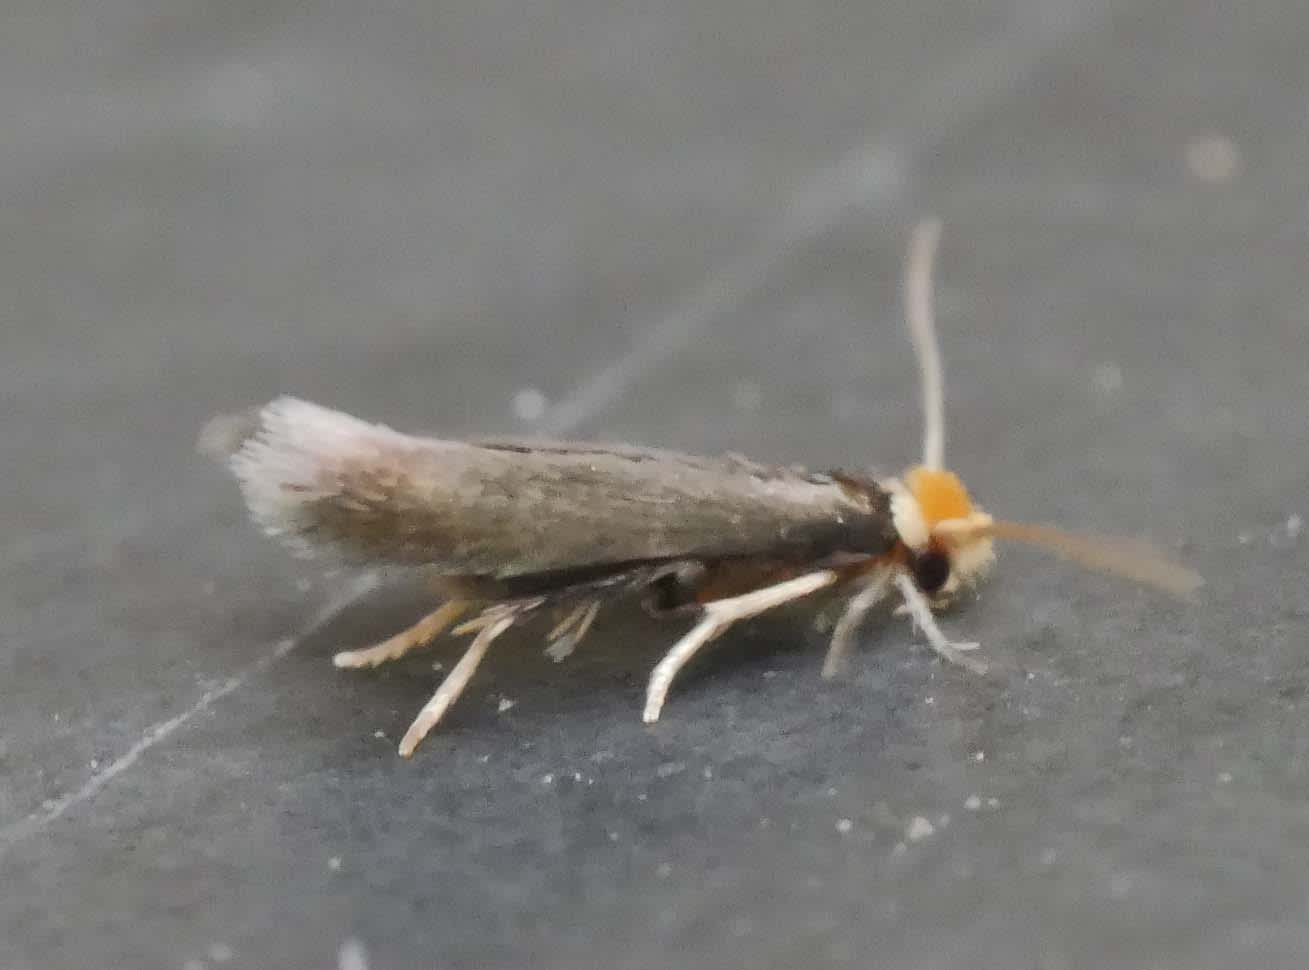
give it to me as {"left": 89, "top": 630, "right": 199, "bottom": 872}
{"left": 222, "top": 397, "right": 897, "bottom": 578}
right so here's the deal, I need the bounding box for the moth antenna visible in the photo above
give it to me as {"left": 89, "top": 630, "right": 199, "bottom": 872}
{"left": 937, "top": 519, "right": 1204, "bottom": 600}
{"left": 905, "top": 216, "right": 946, "bottom": 470}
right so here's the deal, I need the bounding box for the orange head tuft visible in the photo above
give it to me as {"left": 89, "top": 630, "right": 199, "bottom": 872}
{"left": 904, "top": 466, "right": 976, "bottom": 528}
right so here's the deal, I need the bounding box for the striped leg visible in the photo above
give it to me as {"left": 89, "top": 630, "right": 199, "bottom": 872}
{"left": 892, "top": 573, "right": 987, "bottom": 674}
{"left": 333, "top": 600, "right": 470, "bottom": 669}
{"left": 398, "top": 614, "right": 516, "bottom": 757}
{"left": 821, "top": 569, "right": 893, "bottom": 679}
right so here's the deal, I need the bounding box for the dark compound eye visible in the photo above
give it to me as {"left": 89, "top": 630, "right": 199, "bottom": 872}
{"left": 911, "top": 549, "right": 951, "bottom": 594}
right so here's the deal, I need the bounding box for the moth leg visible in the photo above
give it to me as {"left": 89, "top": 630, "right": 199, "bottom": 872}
{"left": 333, "top": 600, "right": 470, "bottom": 669}
{"left": 892, "top": 572, "right": 988, "bottom": 675}
{"left": 821, "top": 569, "right": 893, "bottom": 680}
{"left": 545, "top": 599, "right": 601, "bottom": 662}
{"left": 451, "top": 596, "right": 545, "bottom": 637}
{"left": 642, "top": 570, "right": 839, "bottom": 724}
{"left": 398, "top": 613, "right": 515, "bottom": 757}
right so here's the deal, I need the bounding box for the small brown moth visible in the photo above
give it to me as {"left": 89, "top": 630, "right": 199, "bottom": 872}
{"left": 203, "top": 219, "right": 1201, "bottom": 756}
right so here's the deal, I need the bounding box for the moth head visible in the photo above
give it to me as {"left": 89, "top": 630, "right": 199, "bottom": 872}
{"left": 889, "top": 465, "right": 995, "bottom": 597}
{"left": 887, "top": 464, "right": 1206, "bottom": 601}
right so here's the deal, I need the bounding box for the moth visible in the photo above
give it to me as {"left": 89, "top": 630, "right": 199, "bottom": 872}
{"left": 202, "top": 219, "right": 1202, "bottom": 756}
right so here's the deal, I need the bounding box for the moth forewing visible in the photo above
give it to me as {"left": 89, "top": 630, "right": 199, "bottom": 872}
{"left": 224, "top": 396, "right": 899, "bottom": 578}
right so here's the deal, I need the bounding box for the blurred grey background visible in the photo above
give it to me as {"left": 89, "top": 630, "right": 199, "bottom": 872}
{"left": 4, "top": 0, "right": 1308, "bottom": 967}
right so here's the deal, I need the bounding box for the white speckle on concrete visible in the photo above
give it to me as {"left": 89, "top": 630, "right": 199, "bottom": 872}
{"left": 1184, "top": 133, "right": 1241, "bottom": 183}
{"left": 655, "top": 862, "right": 673, "bottom": 879}
{"left": 973, "top": 750, "right": 986, "bottom": 762}
{"left": 1286, "top": 514, "right": 1303, "bottom": 540}
{"left": 906, "top": 816, "right": 935, "bottom": 842}
{"left": 512, "top": 388, "right": 548, "bottom": 422}
{"left": 1217, "top": 771, "right": 1233, "bottom": 785}
{"left": 372, "top": 730, "right": 386, "bottom": 740}
{"left": 431, "top": 661, "right": 444, "bottom": 672}
{"left": 783, "top": 144, "right": 907, "bottom": 236}
{"left": 730, "top": 916, "right": 755, "bottom": 938}
{"left": 1040, "top": 848, "right": 1058, "bottom": 866}
{"left": 338, "top": 937, "right": 370, "bottom": 970}
{"left": 328, "top": 856, "right": 342, "bottom": 871}
{"left": 987, "top": 797, "right": 1000, "bottom": 809}
{"left": 835, "top": 818, "right": 854, "bottom": 835}
{"left": 964, "top": 795, "right": 982, "bottom": 811}
{"left": 1092, "top": 362, "right": 1124, "bottom": 396}
{"left": 540, "top": 773, "right": 554, "bottom": 785}
{"left": 812, "top": 607, "right": 837, "bottom": 634}
{"left": 206, "top": 943, "right": 234, "bottom": 964}
{"left": 702, "top": 766, "right": 714, "bottom": 780}
{"left": 496, "top": 697, "right": 516, "bottom": 713}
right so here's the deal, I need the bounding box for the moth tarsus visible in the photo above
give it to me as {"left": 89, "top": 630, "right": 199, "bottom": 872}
{"left": 331, "top": 600, "right": 470, "bottom": 670}
{"left": 206, "top": 218, "right": 1202, "bottom": 756}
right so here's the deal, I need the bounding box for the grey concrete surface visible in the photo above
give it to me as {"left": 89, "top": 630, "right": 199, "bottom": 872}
{"left": 4, "top": 0, "right": 1308, "bottom": 967}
